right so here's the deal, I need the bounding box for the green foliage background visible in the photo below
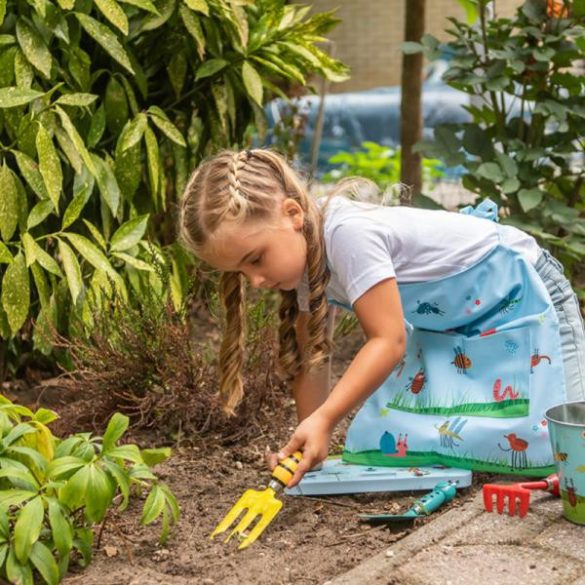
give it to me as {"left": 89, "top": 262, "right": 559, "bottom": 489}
{"left": 0, "top": 0, "right": 348, "bottom": 370}
{"left": 410, "top": 0, "right": 585, "bottom": 275}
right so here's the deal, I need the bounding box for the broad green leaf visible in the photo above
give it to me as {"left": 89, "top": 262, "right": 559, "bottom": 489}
{"left": 195, "top": 58, "right": 228, "bottom": 80}
{"left": 167, "top": 51, "right": 187, "bottom": 97}
{"left": 0, "top": 163, "right": 19, "bottom": 242}
{"left": 518, "top": 188, "right": 543, "bottom": 213}
{"left": 476, "top": 162, "right": 504, "bottom": 183}
{"left": 55, "top": 106, "right": 97, "bottom": 176}
{"left": 0, "top": 87, "right": 44, "bottom": 109}
{"left": 16, "top": 20, "right": 52, "bottom": 78}
{"left": 144, "top": 126, "right": 160, "bottom": 197}
{"left": 160, "top": 482, "right": 180, "bottom": 521}
{"left": 132, "top": 0, "right": 175, "bottom": 34}
{"left": 0, "top": 468, "right": 38, "bottom": 490}
{"left": 21, "top": 232, "right": 37, "bottom": 267}
{"left": 115, "top": 138, "right": 142, "bottom": 201}
{"left": 55, "top": 93, "right": 98, "bottom": 107}
{"left": 110, "top": 215, "right": 149, "bottom": 252}
{"left": 118, "top": 0, "right": 159, "bottom": 13}
{"left": 113, "top": 252, "right": 155, "bottom": 271}
{"left": 36, "top": 126, "right": 63, "bottom": 212}
{"left": 184, "top": 0, "right": 208, "bottom": 15}
{"left": 62, "top": 170, "right": 94, "bottom": 230}
{"left": 14, "top": 50, "right": 34, "bottom": 89}
{"left": 141, "top": 447, "right": 171, "bottom": 467}
{"left": 1, "top": 252, "right": 29, "bottom": 335}
{"left": 88, "top": 104, "right": 106, "bottom": 147}
{"left": 94, "top": 0, "right": 129, "bottom": 35}
{"left": 0, "top": 0, "right": 6, "bottom": 26}
{"left": 242, "top": 61, "right": 262, "bottom": 105}
{"left": 85, "top": 464, "right": 115, "bottom": 522}
{"left": 47, "top": 498, "right": 73, "bottom": 559}
{"left": 6, "top": 548, "right": 33, "bottom": 585}
{"left": 501, "top": 177, "right": 520, "bottom": 194}
{"left": 14, "top": 496, "right": 44, "bottom": 563}
{"left": 0, "top": 241, "right": 12, "bottom": 263}
{"left": 147, "top": 108, "right": 186, "bottom": 146}
{"left": 118, "top": 113, "right": 148, "bottom": 153}
{"left": 54, "top": 125, "right": 83, "bottom": 174}
{"left": 30, "top": 541, "right": 60, "bottom": 585}
{"left": 33, "top": 408, "right": 59, "bottom": 424}
{"left": 104, "top": 76, "right": 129, "bottom": 136}
{"left": 0, "top": 489, "right": 37, "bottom": 509}
{"left": 56, "top": 0, "right": 75, "bottom": 8}
{"left": 75, "top": 13, "right": 134, "bottom": 75}
{"left": 179, "top": 5, "right": 206, "bottom": 58}
{"left": 102, "top": 413, "right": 129, "bottom": 452}
{"left": 141, "top": 484, "right": 165, "bottom": 525}
{"left": 107, "top": 444, "right": 143, "bottom": 463}
{"left": 57, "top": 239, "right": 83, "bottom": 304}
{"left": 13, "top": 150, "right": 49, "bottom": 200}
{"left": 102, "top": 459, "right": 130, "bottom": 510}
{"left": 27, "top": 200, "right": 53, "bottom": 230}
{"left": 82, "top": 219, "right": 107, "bottom": 251}
{"left": 23, "top": 234, "right": 62, "bottom": 276}
{"left": 46, "top": 456, "right": 86, "bottom": 479}
{"left": 59, "top": 465, "right": 90, "bottom": 509}
{"left": 90, "top": 154, "right": 121, "bottom": 217}
{"left": 62, "top": 232, "right": 117, "bottom": 277}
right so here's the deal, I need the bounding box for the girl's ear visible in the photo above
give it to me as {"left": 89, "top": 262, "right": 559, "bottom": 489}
{"left": 282, "top": 198, "right": 304, "bottom": 230}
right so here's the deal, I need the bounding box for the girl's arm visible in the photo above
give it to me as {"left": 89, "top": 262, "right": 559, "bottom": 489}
{"left": 266, "top": 308, "right": 336, "bottom": 471}
{"left": 279, "top": 278, "right": 406, "bottom": 486}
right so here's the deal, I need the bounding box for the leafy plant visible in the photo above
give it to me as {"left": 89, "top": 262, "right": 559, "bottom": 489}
{"left": 408, "top": 0, "right": 585, "bottom": 271}
{"left": 322, "top": 141, "right": 445, "bottom": 196}
{"left": 0, "top": 395, "right": 178, "bottom": 584}
{"left": 0, "top": 0, "right": 348, "bottom": 375}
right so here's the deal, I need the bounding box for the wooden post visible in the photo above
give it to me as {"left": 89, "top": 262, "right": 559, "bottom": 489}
{"left": 400, "top": 0, "right": 426, "bottom": 202}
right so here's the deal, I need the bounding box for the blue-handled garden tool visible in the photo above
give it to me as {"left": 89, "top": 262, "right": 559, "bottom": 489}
{"left": 358, "top": 480, "right": 458, "bottom": 525}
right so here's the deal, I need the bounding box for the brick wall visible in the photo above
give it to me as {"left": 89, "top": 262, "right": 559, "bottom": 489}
{"left": 302, "top": 0, "right": 524, "bottom": 92}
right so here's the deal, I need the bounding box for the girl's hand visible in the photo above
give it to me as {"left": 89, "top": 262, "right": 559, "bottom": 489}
{"left": 264, "top": 447, "right": 278, "bottom": 472}
{"left": 276, "top": 410, "right": 334, "bottom": 488}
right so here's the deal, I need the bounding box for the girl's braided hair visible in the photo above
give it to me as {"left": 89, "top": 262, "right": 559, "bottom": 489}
{"left": 179, "top": 149, "right": 330, "bottom": 415}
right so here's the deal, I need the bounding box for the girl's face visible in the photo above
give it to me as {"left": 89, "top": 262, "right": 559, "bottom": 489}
{"left": 202, "top": 199, "right": 308, "bottom": 291}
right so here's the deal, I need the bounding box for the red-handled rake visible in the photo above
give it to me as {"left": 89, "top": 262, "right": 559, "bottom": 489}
{"left": 482, "top": 474, "right": 560, "bottom": 518}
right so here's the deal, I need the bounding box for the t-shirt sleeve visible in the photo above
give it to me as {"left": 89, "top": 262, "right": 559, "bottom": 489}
{"left": 327, "top": 217, "right": 396, "bottom": 306}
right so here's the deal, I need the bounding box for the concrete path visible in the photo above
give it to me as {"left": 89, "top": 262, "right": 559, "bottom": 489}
{"left": 331, "top": 488, "right": 584, "bottom": 585}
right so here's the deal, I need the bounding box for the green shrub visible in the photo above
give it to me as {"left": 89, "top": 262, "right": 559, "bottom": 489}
{"left": 323, "top": 141, "right": 445, "bottom": 198}
{"left": 409, "top": 0, "right": 585, "bottom": 273}
{"left": 0, "top": 395, "right": 178, "bottom": 584}
{"left": 0, "top": 0, "right": 348, "bottom": 374}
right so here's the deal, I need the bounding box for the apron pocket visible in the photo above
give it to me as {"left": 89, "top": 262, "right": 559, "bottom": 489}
{"left": 385, "top": 327, "right": 532, "bottom": 419}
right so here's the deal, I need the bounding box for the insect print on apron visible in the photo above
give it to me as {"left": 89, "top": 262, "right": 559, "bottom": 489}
{"left": 342, "top": 202, "right": 565, "bottom": 476}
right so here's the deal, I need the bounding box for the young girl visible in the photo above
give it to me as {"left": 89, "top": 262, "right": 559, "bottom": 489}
{"left": 179, "top": 149, "right": 585, "bottom": 487}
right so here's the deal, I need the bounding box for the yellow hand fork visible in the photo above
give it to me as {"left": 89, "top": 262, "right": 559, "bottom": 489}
{"left": 210, "top": 451, "right": 302, "bottom": 550}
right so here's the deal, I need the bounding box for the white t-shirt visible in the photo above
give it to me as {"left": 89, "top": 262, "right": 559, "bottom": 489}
{"left": 297, "top": 196, "right": 540, "bottom": 311}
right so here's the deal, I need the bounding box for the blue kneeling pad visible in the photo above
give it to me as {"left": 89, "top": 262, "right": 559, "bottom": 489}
{"left": 285, "top": 456, "right": 472, "bottom": 496}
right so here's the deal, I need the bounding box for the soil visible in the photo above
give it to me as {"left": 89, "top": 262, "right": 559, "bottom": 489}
{"left": 3, "top": 328, "right": 482, "bottom": 585}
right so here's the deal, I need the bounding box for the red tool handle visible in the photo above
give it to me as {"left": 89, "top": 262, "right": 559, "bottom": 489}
{"left": 518, "top": 474, "right": 559, "bottom": 496}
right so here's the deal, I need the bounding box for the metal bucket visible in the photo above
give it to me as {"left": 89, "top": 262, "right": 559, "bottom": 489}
{"left": 545, "top": 401, "right": 585, "bottom": 525}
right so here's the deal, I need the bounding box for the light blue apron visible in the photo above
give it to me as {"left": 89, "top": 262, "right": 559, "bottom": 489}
{"left": 342, "top": 202, "right": 564, "bottom": 476}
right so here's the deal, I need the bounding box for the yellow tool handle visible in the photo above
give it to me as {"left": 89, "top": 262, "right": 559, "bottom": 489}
{"left": 271, "top": 451, "right": 302, "bottom": 487}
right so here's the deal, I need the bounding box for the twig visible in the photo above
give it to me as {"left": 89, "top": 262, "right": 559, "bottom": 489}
{"left": 301, "top": 496, "right": 361, "bottom": 509}
{"left": 324, "top": 523, "right": 388, "bottom": 547}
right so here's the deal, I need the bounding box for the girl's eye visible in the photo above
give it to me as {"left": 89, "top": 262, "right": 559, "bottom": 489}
{"left": 251, "top": 255, "right": 262, "bottom": 265}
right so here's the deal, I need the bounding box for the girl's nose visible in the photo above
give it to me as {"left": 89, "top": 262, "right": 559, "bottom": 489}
{"left": 249, "top": 273, "right": 266, "bottom": 289}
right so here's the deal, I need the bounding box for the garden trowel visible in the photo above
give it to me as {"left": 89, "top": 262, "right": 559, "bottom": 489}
{"left": 210, "top": 451, "right": 302, "bottom": 550}
{"left": 358, "top": 480, "right": 457, "bottom": 525}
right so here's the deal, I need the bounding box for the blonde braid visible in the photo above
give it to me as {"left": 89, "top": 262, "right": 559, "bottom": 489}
{"left": 303, "top": 212, "right": 331, "bottom": 370}
{"left": 218, "top": 271, "right": 246, "bottom": 416}
{"left": 277, "top": 289, "right": 301, "bottom": 380}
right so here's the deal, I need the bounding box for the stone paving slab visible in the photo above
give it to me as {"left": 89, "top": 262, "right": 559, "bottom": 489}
{"left": 331, "top": 489, "right": 585, "bottom": 585}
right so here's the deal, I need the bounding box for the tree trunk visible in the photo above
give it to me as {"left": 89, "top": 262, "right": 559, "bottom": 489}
{"left": 400, "top": 0, "right": 426, "bottom": 202}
